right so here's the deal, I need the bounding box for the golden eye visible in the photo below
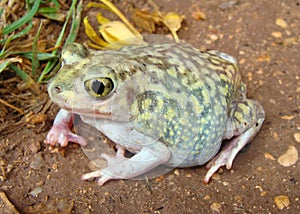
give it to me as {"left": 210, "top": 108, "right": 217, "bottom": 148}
{"left": 84, "top": 78, "right": 114, "bottom": 98}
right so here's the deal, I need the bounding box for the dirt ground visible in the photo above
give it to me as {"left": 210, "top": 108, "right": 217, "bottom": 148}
{"left": 1, "top": 0, "right": 300, "bottom": 213}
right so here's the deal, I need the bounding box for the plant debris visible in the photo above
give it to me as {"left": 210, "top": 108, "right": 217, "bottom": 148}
{"left": 274, "top": 195, "right": 290, "bottom": 210}
{"left": 277, "top": 146, "right": 298, "bottom": 167}
{"left": 84, "top": 0, "right": 184, "bottom": 49}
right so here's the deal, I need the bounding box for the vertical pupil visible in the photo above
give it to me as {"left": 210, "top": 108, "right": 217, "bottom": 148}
{"left": 92, "top": 80, "right": 104, "bottom": 95}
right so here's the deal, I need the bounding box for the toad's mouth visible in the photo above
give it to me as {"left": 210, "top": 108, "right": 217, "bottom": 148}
{"left": 62, "top": 106, "right": 112, "bottom": 119}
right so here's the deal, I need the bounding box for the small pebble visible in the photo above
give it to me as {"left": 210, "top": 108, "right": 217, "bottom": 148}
{"left": 204, "top": 195, "right": 211, "bottom": 200}
{"left": 210, "top": 202, "right": 222, "bottom": 212}
{"left": 261, "top": 191, "right": 267, "bottom": 196}
{"left": 29, "top": 187, "right": 43, "bottom": 197}
{"left": 174, "top": 169, "right": 180, "bottom": 176}
{"left": 219, "top": 0, "right": 238, "bottom": 10}
{"left": 30, "top": 153, "right": 45, "bottom": 170}
{"left": 29, "top": 142, "right": 41, "bottom": 154}
{"left": 185, "top": 173, "right": 192, "bottom": 178}
{"left": 222, "top": 181, "right": 229, "bottom": 186}
{"left": 209, "top": 34, "right": 219, "bottom": 41}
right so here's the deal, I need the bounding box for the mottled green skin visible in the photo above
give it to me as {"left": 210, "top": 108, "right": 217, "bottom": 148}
{"left": 114, "top": 43, "right": 243, "bottom": 166}
{"left": 49, "top": 42, "right": 250, "bottom": 167}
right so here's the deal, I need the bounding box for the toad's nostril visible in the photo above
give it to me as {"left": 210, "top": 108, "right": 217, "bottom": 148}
{"left": 54, "top": 86, "right": 62, "bottom": 93}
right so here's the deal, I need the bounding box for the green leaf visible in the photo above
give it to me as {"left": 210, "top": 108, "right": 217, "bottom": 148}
{"left": 1, "top": 0, "right": 41, "bottom": 35}
{"left": 32, "top": 22, "right": 43, "bottom": 76}
{"left": 9, "top": 64, "right": 41, "bottom": 93}
{"left": 0, "top": 22, "right": 33, "bottom": 45}
{"left": 0, "top": 60, "right": 12, "bottom": 73}
{"left": 20, "top": 52, "right": 57, "bottom": 61}
{"left": 38, "top": 0, "right": 82, "bottom": 82}
{"left": 38, "top": 7, "right": 58, "bottom": 14}
{"left": 64, "top": 0, "right": 82, "bottom": 46}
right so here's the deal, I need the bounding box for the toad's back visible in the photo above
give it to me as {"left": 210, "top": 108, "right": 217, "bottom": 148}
{"left": 98, "top": 43, "right": 243, "bottom": 166}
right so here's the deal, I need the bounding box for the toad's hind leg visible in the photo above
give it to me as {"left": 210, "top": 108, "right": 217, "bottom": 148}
{"left": 204, "top": 99, "right": 265, "bottom": 183}
{"left": 82, "top": 143, "right": 171, "bottom": 186}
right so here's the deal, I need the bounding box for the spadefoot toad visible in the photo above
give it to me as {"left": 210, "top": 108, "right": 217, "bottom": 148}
{"left": 45, "top": 42, "right": 265, "bottom": 185}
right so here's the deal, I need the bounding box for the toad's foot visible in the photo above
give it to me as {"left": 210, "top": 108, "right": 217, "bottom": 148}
{"left": 204, "top": 116, "right": 264, "bottom": 183}
{"left": 45, "top": 124, "right": 87, "bottom": 147}
{"left": 82, "top": 144, "right": 171, "bottom": 186}
{"left": 45, "top": 109, "right": 87, "bottom": 147}
{"left": 82, "top": 146, "right": 128, "bottom": 185}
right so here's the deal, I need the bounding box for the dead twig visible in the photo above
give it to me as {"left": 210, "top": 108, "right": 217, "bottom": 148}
{"left": 0, "top": 191, "right": 20, "bottom": 214}
{"left": 0, "top": 98, "right": 24, "bottom": 114}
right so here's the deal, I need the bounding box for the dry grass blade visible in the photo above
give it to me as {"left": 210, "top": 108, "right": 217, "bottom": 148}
{"left": 0, "top": 57, "right": 22, "bottom": 73}
{"left": 0, "top": 98, "right": 24, "bottom": 114}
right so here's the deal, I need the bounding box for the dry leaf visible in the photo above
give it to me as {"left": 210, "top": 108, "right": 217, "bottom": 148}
{"left": 96, "top": 13, "right": 110, "bottom": 25}
{"left": 274, "top": 195, "right": 290, "bottom": 210}
{"left": 84, "top": 16, "right": 109, "bottom": 47}
{"left": 281, "top": 115, "right": 295, "bottom": 120}
{"left": 163, "top": 12, "right": 184, "bottom": 32}
{"left": 131, "top": 9, "right": 157, "bottom": 33}
{"left": 277, "top": 146, "right": 298, "bottom": 167}
{"left": 192, "top": 9, "right": 206, "bottom": 20}
{"left": 162, "top": 12, "right": 185, "bottom": 42}
{"left": 264, "top": 153, "right": 275, "bottom": 160}
{"left": 99, "top": 21, "right": 144, "bottom": 47}
{"left": 271, "top": 31, "right": 282, "bottom": 38}
{"left": 257, "top": 54, "right": 271, "bottom": 62}
{"left": 276, "top": 18, "right": 288, "bottom": 28}
{"left": 294, "top": 133, "right": 300, "bottom": 143}
{"left": 283, "top": 37, "right": 298, "bottom": 46}
{"left": 84, "top": 0, "right": 143, "bottom": 49}
{"left": 27, "top": 113, "right": 47, "bottom": 125}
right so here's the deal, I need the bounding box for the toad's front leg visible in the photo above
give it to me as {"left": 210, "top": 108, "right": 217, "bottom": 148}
{"left": 82, "top": 143, "right": 171, "bottom": 186}
{"left": 45, "top": 109, "right": 87, "bottom": 147}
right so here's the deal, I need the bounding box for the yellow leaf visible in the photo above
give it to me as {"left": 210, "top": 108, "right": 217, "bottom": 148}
{"left": 86, "top": 2, "right": 111, "bottom": 11}
{"left": 281, "top": 115, "right": 295, "bottom": 120}
{"left": 257, "top": 54, "right": 271, "bottom": 62}
{"left": 131, "top": 9, "right": 157, "bottom": 33}
{"left": 99, "top": 0, "right": 141, "bottom": 36}
{"left": 162, "top": 12, "right": 185, "bottom": 42}
{"left": 96, "top": 13, "right": 110, "bottom": 25}
{"left": 274, "top": 195, "right": 290, "bottom": 210}
{"left": 83, "top": 16, "right": 108, "bottom": 47}
{"left": 163, "top": 12, "right": 184, "bottom": 33}
{"left": 87, "top": 41, "right": 105, "bottom": 50}
{"left": 275, "top": 18, "right": 288, "bottom": 28}
{"left": 99, "top": 21, "right": 144, "bottom": 49}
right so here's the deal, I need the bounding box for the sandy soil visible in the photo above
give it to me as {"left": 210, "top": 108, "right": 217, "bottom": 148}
{"left": 1, "top": 0, "right": 299, "bottom": 213}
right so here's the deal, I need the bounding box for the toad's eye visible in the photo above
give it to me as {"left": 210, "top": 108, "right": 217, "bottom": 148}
{"left": 84, "top": 78, "right": 114, "bottom": 98}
